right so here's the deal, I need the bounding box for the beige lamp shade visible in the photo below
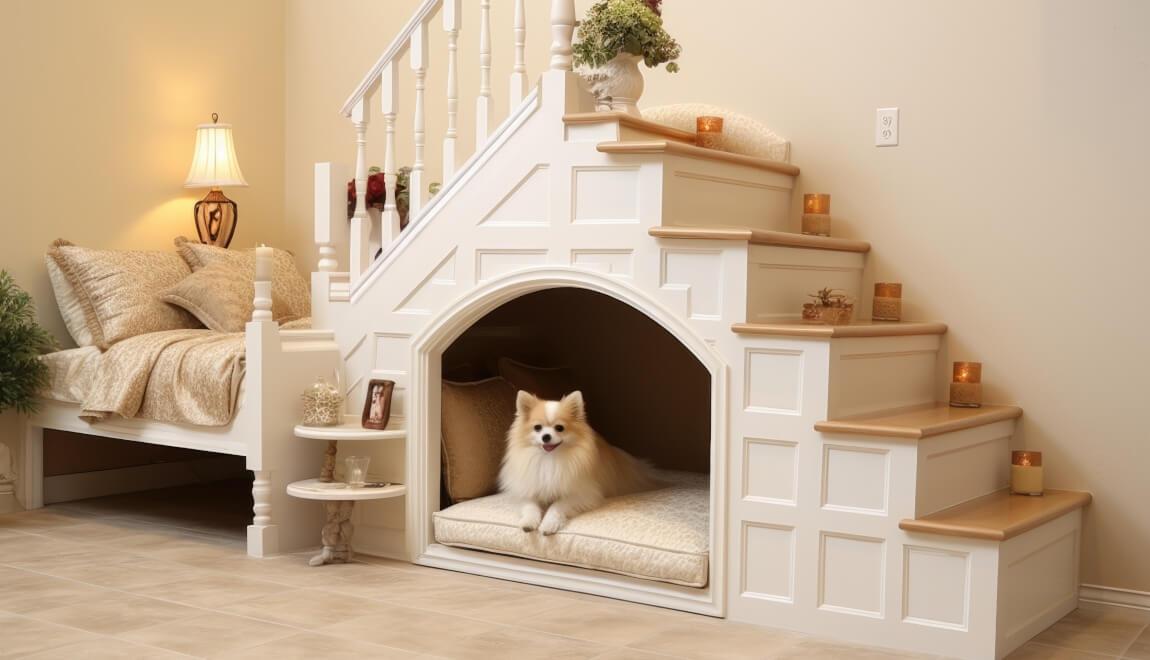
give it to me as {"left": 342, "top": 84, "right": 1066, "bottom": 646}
{"left": 184, "top": 115, "right": 248, "bottom": 188}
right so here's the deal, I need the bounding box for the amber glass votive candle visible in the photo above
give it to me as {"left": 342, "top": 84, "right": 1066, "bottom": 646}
{"left": 1011, "top": 451, "right": 1044, "bottom": 496}
{"left": 696, "top": 116, "right": 724, "bottom": 149}
{"left": 872, "top": 282, "right": 902, "bottom": 321}
{"left": 801, "top": 194, "right": 831, "bottom": 236}
{"left": 949, "top": 361, "right": 982, "bottom": 408}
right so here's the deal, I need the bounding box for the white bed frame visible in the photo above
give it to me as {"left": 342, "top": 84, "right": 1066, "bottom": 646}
{"left": 19, "top": 252, "right": 342, "bottom": 557}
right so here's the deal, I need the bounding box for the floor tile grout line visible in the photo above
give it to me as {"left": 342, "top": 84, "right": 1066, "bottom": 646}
{"left": 3, "top": 606, "right": 202, "bottom": 659}
{"left": 1023, "top": 639, "right": 1123, "bottom": 658}
{"left": 1118, "top": 620, "right": 1149, "bottom": 658}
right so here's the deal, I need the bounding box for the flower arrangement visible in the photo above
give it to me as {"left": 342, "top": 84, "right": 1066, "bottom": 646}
{"left": 802, "top": 287, "right": 855, "bottom": 325}
{"left": 347, "top": 167, "right": 440, "bottom": 228}
{"left": 573, "top": 0, "right": 681, "bottom": 72}
{"left": 0, "top": 271, "right": 54, "bottom": 414}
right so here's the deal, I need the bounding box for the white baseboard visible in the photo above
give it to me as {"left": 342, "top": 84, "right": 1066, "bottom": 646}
{"left": 43, "top": 456, "right": 245, "bottom": 504}
{"left": 1080, "top": 584, "right": 1150, "bottom": 611}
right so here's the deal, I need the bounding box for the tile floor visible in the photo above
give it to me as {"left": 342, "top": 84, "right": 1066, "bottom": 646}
{"left": 0, "top": 481, "right": 1146, "bottom": 659}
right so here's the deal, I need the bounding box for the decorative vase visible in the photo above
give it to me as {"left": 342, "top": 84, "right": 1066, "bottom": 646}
{"left": 300, "top": 376, "right": 343, "bottom": 427}
{"left": 581, "top": 53, "right": 645, "bottom": 117}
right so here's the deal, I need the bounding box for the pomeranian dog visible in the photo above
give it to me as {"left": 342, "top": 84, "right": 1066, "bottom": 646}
{"left": 499, "top": 390, "right": 660, "bottom": 535}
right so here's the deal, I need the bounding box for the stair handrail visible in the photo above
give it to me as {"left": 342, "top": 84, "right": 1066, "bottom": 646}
{"left": 320, "top": 0, "right": 577, "bottom": 286}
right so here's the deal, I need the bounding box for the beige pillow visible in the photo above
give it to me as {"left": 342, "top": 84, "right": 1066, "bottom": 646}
{"left": 498, "top": 357, "right": 577, "bottom": 401}
{"left": 441, "top": 377, "right": 517, "bottom": 502}
{"left": 174, "top": 237, "right": 310, "bottom": 321}
{"left": 46, "top": 239, "right": 200, "bottom": 348}
{"left": 161, "top": 259, "right": 257, "bottom": 333}
{"left": 44, "top": 252, "right": 95, "bottom": 346}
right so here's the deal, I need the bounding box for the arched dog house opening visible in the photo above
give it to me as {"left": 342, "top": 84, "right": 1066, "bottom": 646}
{"left": 405, "top": 268, "right": 728, "bottom": 615}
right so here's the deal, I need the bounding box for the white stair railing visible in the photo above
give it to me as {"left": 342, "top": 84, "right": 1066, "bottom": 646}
{"left": 322, "top": 0, "right": 577, "bottom": 283}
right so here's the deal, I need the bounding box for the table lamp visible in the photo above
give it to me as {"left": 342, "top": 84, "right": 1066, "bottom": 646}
{"left": 184, "top": 113, "right": 247, "bottom": 247}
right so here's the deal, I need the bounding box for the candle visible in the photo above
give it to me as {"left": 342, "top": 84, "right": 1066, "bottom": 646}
{"left": 696, "top": 116, "right": 724, "bottom": 150}
{"left": 1011, "top": 451, "right": 1044, "bottom": 496}
{"left": 803, "top": 194, "right": 831, "bottom": 215}
{"left": 872, "top": 282, "right": 902, "bottom": 321}
{"left": 255, "top": 244, "right": 273, "bottom": 281}
{"left": 801, "top": 194, "right": 832, "bottom": 237}
{"left": 949, "top": 361, "right": 982, "bottom": 408}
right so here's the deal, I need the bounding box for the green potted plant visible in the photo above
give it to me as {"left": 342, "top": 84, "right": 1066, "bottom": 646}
{"left": 0, "top": 271, "right": 54, "bottom": 415}
{"left": 573, "top": 0, "right": 681, "bottom": 116}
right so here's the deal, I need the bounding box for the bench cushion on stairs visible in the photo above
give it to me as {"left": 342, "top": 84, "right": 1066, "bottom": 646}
{"left": 433, "top": 470, "right": 709, "bottom": 587}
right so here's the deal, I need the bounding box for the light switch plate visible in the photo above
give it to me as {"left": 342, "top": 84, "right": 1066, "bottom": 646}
{"left": 875, "top": 107, "right": 899, "bottom": 146}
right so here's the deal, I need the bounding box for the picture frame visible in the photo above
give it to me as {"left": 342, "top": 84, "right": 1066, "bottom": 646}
{"left": 361, "top": 379, "right": 395, "bottom": 430}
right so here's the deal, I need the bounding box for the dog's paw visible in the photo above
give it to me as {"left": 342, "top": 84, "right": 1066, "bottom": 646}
{"left": 538, "top": 513, "right": 566, "bottom": 536}
{"left": 518, "top": 510, "right": 542, "bottom": 532}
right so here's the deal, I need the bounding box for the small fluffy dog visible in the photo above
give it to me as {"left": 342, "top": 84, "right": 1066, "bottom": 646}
{"left": 499, "top": 390, "right": 659, "bottom": 535}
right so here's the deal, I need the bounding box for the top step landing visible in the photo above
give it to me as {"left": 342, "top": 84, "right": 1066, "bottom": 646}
{"left": 563, "top": 112, "right": 697, "bottom": 144}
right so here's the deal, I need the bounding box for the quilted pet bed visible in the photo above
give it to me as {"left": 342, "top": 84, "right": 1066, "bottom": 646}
{"left": 432, "top": 470, "right": 709, "bottom": 587}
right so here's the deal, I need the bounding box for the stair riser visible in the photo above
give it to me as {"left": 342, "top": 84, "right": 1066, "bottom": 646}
{"left": 915, "top": 420, "right": 1015, "bottom": 516}
{"left": 827, "top": 335, "right": 941, "bottom": 420}
{"left": 661, "top": 156, "right": 794, "bottom": 231}
{"left": 746, "top": 245, "right": 865, "bottom": 326}
{"left": 563, "top": 120, "right": 695, "bottom": 145}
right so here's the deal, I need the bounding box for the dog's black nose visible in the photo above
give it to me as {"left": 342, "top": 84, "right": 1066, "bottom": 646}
{"left": 541, "top": 433, "right": 552, "bottom": 443}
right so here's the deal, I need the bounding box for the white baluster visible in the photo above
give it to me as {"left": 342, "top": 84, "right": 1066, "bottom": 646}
{"left": 443, "top": 0, "right": 461, "bottom": 182}
{"left": 410, "top": 21, "right": 428, "bottom": 219}
{"left": 476, "top": 0, "right": 492, "bottom": 142}
{"left": 510, "top": 0, "right": 527, "bottom": 107}
{"left": 380, "top": 62, "right": 401, "bottom": 247}
{"left": 550, "top": 0, "right": 576, "bottom": 71}
{"left": 314, "top": 162, "right": 339, "bottom": 273}
{"left": 349, "top": 99, "right": 372, "bottom": 280}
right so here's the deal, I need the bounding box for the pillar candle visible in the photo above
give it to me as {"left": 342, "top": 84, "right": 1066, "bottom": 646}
{"left": 872, "top": 282, "right": 903, "bottom": 321}
{"left": 1011, "top": 451, "right": 1044, "bottom": 496}
{"left": 949, "top": 361, "right": 982, "bottom": 408}
{"left": 255, "top": 245, "right": 273, "bottom": 281}
{"left": 696, "top": 116, "right": 724, "bottom": 150}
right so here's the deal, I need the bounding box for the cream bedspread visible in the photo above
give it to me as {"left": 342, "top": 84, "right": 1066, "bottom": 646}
{"left": 76, "top": 329, "right": 247, "bottom": 426}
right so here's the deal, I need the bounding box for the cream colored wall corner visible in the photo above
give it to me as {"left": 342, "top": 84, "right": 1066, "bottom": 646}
{"left": 0, "top": 0, "right": 286, "bottom": 485}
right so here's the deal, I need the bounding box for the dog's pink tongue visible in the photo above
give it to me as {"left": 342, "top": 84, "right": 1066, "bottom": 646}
{"left": 542, "top": 444, "right": 557, "bottom": 453}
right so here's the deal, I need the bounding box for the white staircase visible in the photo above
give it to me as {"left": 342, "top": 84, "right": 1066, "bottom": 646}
{"left": 304, "top": 2, "right": 1091, "bottom": 658}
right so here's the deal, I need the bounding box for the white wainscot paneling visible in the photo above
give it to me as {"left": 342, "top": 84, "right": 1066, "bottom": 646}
{"left": 820, "top": 532, "right": 886, "bottom": 618}
{"left": 660, "top": 249, "right": 723, "bottom": 321}
{"left": 822, "top": 444, "right": 890, "bottom": 515}
{"left": 743, "top": 438, "right": 798, "bottom": 505}
{"left": 746, "top": 246, "right": 864, "bottom": 323}
{"left": 916, "top": 432, "right": 1011, "bottom": 516}
{"left": 373, "top": 333, "right": 410, "bottom": 375}
{"left": 479, "top": 164, "right": 550, "bottom": 227}
{"left": 830, "top": 341, "right": 938, "bottom": 418}
{"left": 744, "top": 348, "right": 803, "bottom": 414}
{"left": 475, "top": 249, "right": 548, "bottom": 282}
{"left": 570, "top": 249, "right": 634, "bottom": 277}
{"left": 394, "top": 249, "right": 458, "bottom": 315}
{"left": 902, "top": 545, "right": 970, "bottom": 631}
{"left": 742, "top": 523, "right": 796, "bottom": 603}
{"left": 572, "top": 166, "right": 640, "bottom": 224}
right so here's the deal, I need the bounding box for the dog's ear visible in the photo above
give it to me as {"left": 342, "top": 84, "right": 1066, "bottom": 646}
{"left": 516, "top": 390, "right": 538, "bottom": 417}
{"left": 561, "top": 390, "right": 586, "bottom": 421}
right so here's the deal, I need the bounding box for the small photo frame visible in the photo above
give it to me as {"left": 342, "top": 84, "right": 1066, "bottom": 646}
{"left": 361, "top": 379, "right": 395, "bottom": 430}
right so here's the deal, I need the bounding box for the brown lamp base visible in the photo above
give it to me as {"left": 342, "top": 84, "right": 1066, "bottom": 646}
{"left": 194, "top": 188, "right": 238, "bottom": 247}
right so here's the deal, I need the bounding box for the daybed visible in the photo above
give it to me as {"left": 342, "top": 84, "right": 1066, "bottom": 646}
{"left": 22, "top": 239, "right": 340, "bottom": 557}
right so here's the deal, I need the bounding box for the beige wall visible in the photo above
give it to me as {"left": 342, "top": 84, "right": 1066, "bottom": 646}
{"left": 283, "top": 1, "right": 1150, "bottom": 593}
{"left": 0, "top": 0, "right": 286, "bottom": 472}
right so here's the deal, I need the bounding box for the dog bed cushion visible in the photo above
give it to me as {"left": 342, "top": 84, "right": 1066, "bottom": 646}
{"left": 433, "top": 470, "right": 709, "bottom": 587}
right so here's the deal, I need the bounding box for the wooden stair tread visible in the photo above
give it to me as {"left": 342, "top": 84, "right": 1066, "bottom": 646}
{"left": 563, "top": 112, "right": 697, "bottom": 143}
{"left": 815, "top": 403, "right": 1023, "bottom": 440}
{"left": 733, "top": 320, "right": 947, "bottom": 339}
{"left": 649, "top": 226, "right": 870, "bottom": 253}
{"left": 900, "top": 489, "right": 1092, "bottom": 541}
{"left": 597, "top": 140, "right": 801, "bottom": 176}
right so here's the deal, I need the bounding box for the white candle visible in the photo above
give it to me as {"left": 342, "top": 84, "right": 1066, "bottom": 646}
{"left": 255, "top": 245, "right": 273, "bottom": 281}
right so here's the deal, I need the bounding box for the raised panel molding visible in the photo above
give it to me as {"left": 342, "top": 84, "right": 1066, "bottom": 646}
{"left": 743, "top": 438, "right": 798, "bottom": 505}
{"left": 819, "top": 532, "right": 886, "bottom": 618}
{"left": 570, "top": 249, "right": 634, "bottom": 277}
{"left": 479, "top": 164, "right": 550, "bottom": 226}
{"left": 571, "top": 166, "right": 640, "bottom": 224}
{"left": 373, "top": 333, "right": 410, "bottom": 375}
{"left": 902, "top": 545, "right": 971, "bottom": 631}
{"left": 394, "top": 248, "right": 458, "bottom": 315}
{"left": 660, "top": 249, "right": 724, "bottom": 321}
{"left": 475, "top": 249, "right": 548, "bottom": 282}
{"left": 743, "top": 348, "right": 803, "bottom": 415}
{"left": 741, "top": 522, "right": 796, "bottom": 603}
{"left": 821, "top": 444, "right": 890, "bottom": 515}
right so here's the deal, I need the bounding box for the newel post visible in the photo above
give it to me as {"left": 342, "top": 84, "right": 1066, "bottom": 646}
{"left": 314, "top": 162, "right": 340, "bottom": 273}
{"left": 549, "top": 0, "right": 576, "bottom": 71}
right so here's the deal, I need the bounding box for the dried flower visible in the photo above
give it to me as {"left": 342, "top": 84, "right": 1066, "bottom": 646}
{"left": 573, "top": 0, "right": 681, "bottom": 73}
